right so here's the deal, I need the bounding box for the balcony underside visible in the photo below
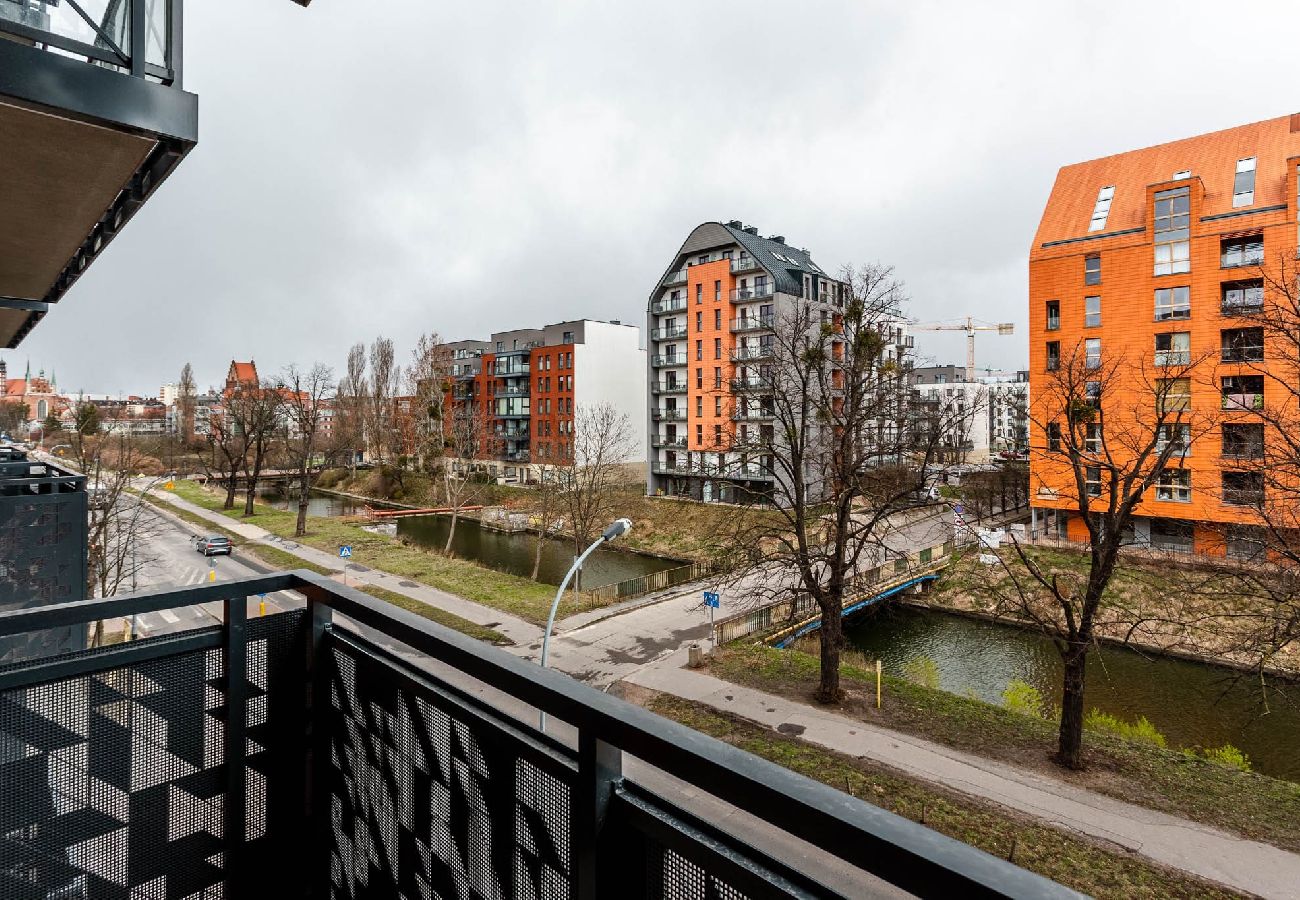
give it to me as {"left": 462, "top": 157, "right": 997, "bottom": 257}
{"left": 0, "top": 39, "right": 198, "bottom": 347}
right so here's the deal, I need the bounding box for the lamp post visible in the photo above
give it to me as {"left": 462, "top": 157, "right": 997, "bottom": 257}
{"left": 538, "top": 517, "right": 632, "bottom": 732}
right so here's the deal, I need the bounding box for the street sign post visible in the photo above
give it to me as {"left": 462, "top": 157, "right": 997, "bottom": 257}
{"left": 703, "top": 591, "right": 720, "bottom": 647}
{"left": 339, "top": 546, "right": 352, "bottom": 586}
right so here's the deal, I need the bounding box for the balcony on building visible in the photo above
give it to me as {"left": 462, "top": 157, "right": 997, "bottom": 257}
{"left": 730, "top": 283, "right": 775, "bottom": 303}
{"left": 651, "top": 380, "right": 688, "bottom": 395}
{"left": 650, "top": 324, "right": 688, "bottom": 342}
{"left": 652, "top": 434, "right": 687, "bottom": 449}
{"left": 651, "top": 407, "right": 686, "bottom": 422}
{"left": 651, "top": 295, "right": 688, "bottom": 315}
{"left": 732, "top": 407, "right": 774, "bottom": 422}
{"left": 731, "top": 345, "right": 773, "bottom": 363}
{"left": 730, "top": 314, "right": 774, "bottom": 333}
{"left": 495, "top": 384, "right": 531, "bottom": 398}
{"left": 730, "top": 375, "right": 774, "bottom": 393}
{"left": 651, "top": 460, "right": 696, "bottom": 476}
{"left": 730, "top": 255, "right": 762, "bottom": 274}
{"left": 506, "top": 449, "right": 531, "bottom": 463}
{"left": 1221, "top": 375, "right": 1265, "bottom": 410}
{"left": 661, "top": 268, "right": 687, "bottom": 287}
{"left": 650, "top": 353, "right": 685, "bottom": 368}
{"left": 0, "top": 0, "right": 198, "bottom": 349}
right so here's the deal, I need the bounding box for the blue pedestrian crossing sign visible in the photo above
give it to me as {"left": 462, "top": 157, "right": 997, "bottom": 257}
{"left": 339, "top": 545, "right": 353, "bottom": 559}
{"left": 703, "top": 591, "right": 720, "bottom": 608}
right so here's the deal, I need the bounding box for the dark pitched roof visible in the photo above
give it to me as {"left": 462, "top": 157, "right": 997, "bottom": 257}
{"left": 719, "top": 223, "right": 828, "bottom": 295}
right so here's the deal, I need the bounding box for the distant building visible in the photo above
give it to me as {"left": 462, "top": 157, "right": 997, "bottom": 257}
{"left": 911, "top": 368, "right": 1029, "bottom": 463}
{"left": 1, "top": 360, "right": 68, "bottom": 435}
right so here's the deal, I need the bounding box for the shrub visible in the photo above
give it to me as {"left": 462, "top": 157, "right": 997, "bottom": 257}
{"left": 902, "top": 655, "right": 941, "bottom": 690}
{"left": 1083, "top": 709, "right": 1167, "bottom": 748}
{"left": 316, "top": 468, "right": 345, "bottom": 489}
{"left": 1001, "top": 679, "right": 1048, "bottom": 719}
{"left": 1193, "top": 744, "right": 1252, "bottom": 772}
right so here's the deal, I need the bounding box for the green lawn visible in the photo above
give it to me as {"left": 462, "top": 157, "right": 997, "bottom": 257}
{"left": 709, "top": 643, "right": 1300, "bottom": 854}
{"left": 165, "top": 480, "right": 586, "bottom": 624}
{"left": 352, "top": 585, "right": 512, "bottom": 645}
{"left": 647, "top": 695, "right": 1244, "bottom": 899}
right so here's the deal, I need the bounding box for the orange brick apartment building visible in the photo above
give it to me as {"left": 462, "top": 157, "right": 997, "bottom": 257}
{"left": 1029, "top": 114, "right": 1300, "bottom": 555}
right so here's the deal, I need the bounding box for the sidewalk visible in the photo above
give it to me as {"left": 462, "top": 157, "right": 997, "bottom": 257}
{"left": 147, "top": 487, "right": 543, "bottom": 646}
{"left": 627, "top": 655, "right": 1300, "bottom": 900}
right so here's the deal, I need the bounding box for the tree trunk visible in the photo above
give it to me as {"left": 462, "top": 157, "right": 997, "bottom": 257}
{"left": 444, "top": 509, "right": 457, "bottom": 554}
{"left": 296, "top": 474, "right": 309, "bottom": 537}
{"left": 244, "top": 477, "right": 256, "bottom": 517}
{"left": 816, "top": 606, "right": 844, "bottom": 703}
{"left": 224, "top": 475, "right": 237, "bottom": 510}
{"left": 1056, "top": 642, "right": 1089, "bottom": 770}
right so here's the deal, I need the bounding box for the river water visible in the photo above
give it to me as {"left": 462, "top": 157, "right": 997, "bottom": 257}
{"left": 257, "top": 487, "right": 679, "bottom": 591}
{"left": 846, "top": 606, "right": 1300, "bottom": 781}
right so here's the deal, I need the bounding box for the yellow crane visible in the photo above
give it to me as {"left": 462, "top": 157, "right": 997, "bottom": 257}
{"left": 910, "top": 317, "right": 1015, "bottom": 381}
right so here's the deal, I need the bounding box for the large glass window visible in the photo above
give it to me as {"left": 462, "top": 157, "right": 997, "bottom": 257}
{"left": 1222, "top": 422, "right": 1264, "bottom": 459}
{"left": 1158, "top": 378, "right": 1191, "bottom": 413}
{"left": 1155, "top": 332, "right": 1190, "bottom": 367}
{"left": 1085, "top": 338, "right": 1101, "bottom": 369}
{"left": 1047, "top": 422, "right": 1062, "bottom": 452}
{"left": 1155, "top": 286, "right": 1191, "bottom": 320}
{"left": 1232, "top": 157, "right": 1257, "bottom": 208}
{"left": 1088, "top": 186, "right": 1115, "bottom": 232}
{"left": 1084, "top": 422, "right": 1102, "bottom": 454}
{"left": 1221, "top": 235, "right": 1263, "bottom": 268}
{"left": 1157, "top": 423, "right": 1191, "bottom": 455}
{"left": 1221, "top": 327, "right": 1264, "bottom": 362}
{"left": 1221, "top": 374, "right": 1264, "bottom": 410}
{"left": 1046, "top": 341, "right": 1060, "bottom": 371}
{"left": 1084, "top": 465, "right": 1102, "bottom": 496}
{"left": 1222, "top": 471, "right": 1264, "bottom": 506}
{"left": 1153, "top": 186, "right": 1191, "bottom": 275}
{"left": 1222, "top": 279, "right": 1263, "bottom": 315}
{"left": 1046, "top": 300, "right": 1060, "bottom": 331}
{"left": 1084, "top": 255, "right": 1101, "bottom": 285}
{"left": 1156, "top": 468, "right": 1191, "bottom": 502}
{"left": 1084, "top": 296, "right": 1101, "bottom": 328}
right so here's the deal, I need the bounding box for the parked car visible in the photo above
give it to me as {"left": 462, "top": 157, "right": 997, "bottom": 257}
{"left": 195, "top": 536, "right": 232, "bottom": 557}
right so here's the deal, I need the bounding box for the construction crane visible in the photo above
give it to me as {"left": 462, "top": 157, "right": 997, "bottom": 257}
{"left": 910, "top": 317, "right": 1015, "bottom": 382}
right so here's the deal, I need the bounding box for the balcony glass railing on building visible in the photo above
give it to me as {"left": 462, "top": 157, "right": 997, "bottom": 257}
{"left": 730, "top": 283, "right": 775, "bottom": 303}
{"left": 652, "top": 408, "right": 686, "bottom": 422}
{"left": 651, "top": 381, "right": 688, "bottom": 395}
{"left": 733, "top": 407, "right": 774, "bottom": 421}
{"left": 0, "top": 0, "right": 181, "bottom": 84}
{"left": 731, "top": 255, "right": 762, "bottom": 274}
{"left": 495, "top": 362, "right": 532, "bottom": 376}
{"left": 652, "top": 435, "right": 688, "bottom": 449}
{"left": 731, "top": 345, "right": 774, "bottom": 363}
{"left": 730, "top": 314, "right": 774, "bottom": 333}
{"left": 730, "top": 375, "right": 774, "bottom": 392}
{"left": 662, "top": 268, "right": 687, "bottom": 287}
{"left": 651, "top": 295, "right": 688, "bottom": 315}
{"left": 0, "top": 573, "right": 1067, "bottom": 899}
{"left": 496, "top": 385, "right": 531, "bottom": 397}
{"left": 650, "top": 324, "right": 688, "bottom": 341}
{"left": 651, "top": 354, "right": 685, "bottom": 368}
{"left": 652, "top": 460, "right": 696, "bottom": 476}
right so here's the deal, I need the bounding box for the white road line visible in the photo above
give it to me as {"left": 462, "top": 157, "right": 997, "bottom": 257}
{"left": 159, "top": 609, "right": 180, "bottom": 624}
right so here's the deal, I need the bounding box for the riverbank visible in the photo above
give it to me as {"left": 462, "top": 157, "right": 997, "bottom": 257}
{"left": 165, "top": 480, "right": 602, "bottom": 624}
{"left": 706, "top": 643, "right": 1300, "bottom": 854}
{"left": 640, "top": 692, "right": 1246, "bottom": 899}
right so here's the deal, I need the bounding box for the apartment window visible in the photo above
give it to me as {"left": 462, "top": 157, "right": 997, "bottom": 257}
{"left": 1223, "top": 471, "right": 1264, "bottom": 506}
{"left": 714, "top": 280, "right": 721, "bottom": 302}
{"left": 1088, "top": 186, "right": 1114, "bottom": 232}
{"left": 723, "top": 250, "right": 733, "bottom": 260}
{"left": 714, "top": 309, "right": 722, "bottom": 330}
{"left": 1221, "top": 234, "right": 1263, "bottom": 268}
{"left": 1155, "top": 332, "right": 1190, "bottom": 367}
{"left": 935, "top": 374, "right": 948, "bottom": 384}
{"left": 1046, "top": 341, "right": 1060, "bottom": 371}
{"left": 713, "top": 424, "right": 723, "bottom": 446}
{"left": 714, "top": 367, "right": 722, "bottom": 388}
{"left": 1221, "top": 327, "right": 1264, "bottom": 362}
{"left": 714, "top": 396, "right": 722, "bottom": 416}
{"left": 495, "top": 341, "right": 504, "bottom": 352}
{"left": 1084, "top": 255, "right": 1101, "bottom": 285}
{"left": 695, "top": 340, "right": 703, "bottom": 361}
{"left": 1154, "top": 285, "right": 1191, "bottom": 320}
{"left": 1084, "top": 465, "right": 1102, "bottom": 497}
{"left": 1084, "top": 422, "right": 1102, "bottom": 454}
{"left": 1221, "top": 279, "right": 1263, "bottom": 315}
{"left": 1222, "top": 374, "right": 1264, "bottom": 410}
{"left": 696, "top": 368, "right": 703, "bottom": 389}
{"left": 1227, "top": 525, "right": 1267, "bottom": 561}
{"left": 1158, "top": 377, "right": 1191, "bottom": 413}
{"left": 1046, "top": 300, "right": 1060, "bottom": 331}
{"left": 1232, "top": 157, "right": 1257, "bottom": 208}
{"left": 1084, "top": 296, "right": 1101, "bottom": 328}
{"left": 1151, "top": 518, "right": 1193, "bottom": 554}
{"left": 1156, "top": 468, "right": 1192, "bottom": 502}
{"left": 696, "top": 284, "right": 702, "bottom": 304}
{"left": 696, "top": 424, "right": 703, "bottom": 444}
{"left": 1157, "top": 423, "right": 1191, "bottom": 455}
{"left": 713, "top": 338, "right": 722, "bottom": 359}
{"left": 697, "top": 254, "right": 709, "bottom": 265}
{"left": 696, "top": 396, "right": 703, "bottom": 417}
{"left": 696, "top": 311, "right": 703, "bottom": 331}
{"left": 1085, "top": 338, "right": 1101, "bottom": 369}
{"left": 1222, "top": 422, "right": 1264, "bottom": 459}
{"left": 1153, "top": 186, "right": 1191, "bottom": 276}
{"left": 1047, "top": 422, "right": 1062, "bottom": 452}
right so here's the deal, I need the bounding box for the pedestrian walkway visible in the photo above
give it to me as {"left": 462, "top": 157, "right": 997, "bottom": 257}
{"left": 147, "top": 487, "right": 543, "bottom": 646}
{"left": 626, "top": 655, "right": 1300, "bottom": 900}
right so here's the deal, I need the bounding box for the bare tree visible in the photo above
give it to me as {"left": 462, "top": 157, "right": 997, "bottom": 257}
{"left": 724, "top": 264, "right": 953, "bottom": 703}
{"left": 1000, "top": 340, "right": 1212, "bottom": 769}
{"left": 530, "top": 463, "right": 564, "bottom": 580}
{"left": 281, "top": 363, "right": 335, "bottom": 537}
{"left": 338, "top": 342, "right": 368, "bottom": 471}
{"left": 0, "top": 400, "right": 29, "bottom": 436}
{"left": 440, "top": 395, "right": 489, "bottom": 553}
{"left": 367, "top": 336, "right": 400, "bottom": 465}
{"left": 177, "top": 362, "right": 197, "bottom": 445}
{"left": 554, "top": 402, "right": 637, "bottom": 588}
{"left": 226, "top": 378, "right": 284, "bottom": 516}
{"left": 205, "top": 410, "right": 244, "bottom": 509}
{"left": 407, "top": 332, "right": 452, "bottom": 473}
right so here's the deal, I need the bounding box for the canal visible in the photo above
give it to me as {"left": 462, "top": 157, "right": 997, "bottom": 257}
{"left": 846, "top": 605, "right": 1300, "bottom": 782}
{"left": 258, "top": 487, "right": 680, "bottom": 591}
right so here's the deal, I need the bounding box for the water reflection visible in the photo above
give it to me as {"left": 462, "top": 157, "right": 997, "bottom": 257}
{"left": 846, "top": 606, "right": 1300, "bottom": 781}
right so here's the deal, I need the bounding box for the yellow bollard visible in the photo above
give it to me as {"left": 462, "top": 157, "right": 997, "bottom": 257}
{"left": 208, "top": 568, "right": 216, "bottom": 582}
{"left": 259, "top": 599, "right": 266, "bottom": 617}
{"left": 876, "top": 659, "right": 882, "bottom": 709}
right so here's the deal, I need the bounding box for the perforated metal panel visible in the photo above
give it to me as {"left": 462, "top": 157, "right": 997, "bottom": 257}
{"left": 324, "top": 637, "right": 575, "bottom": 900}
{"left": 0, "top": 609, "right": 306, "bottom": 898}
{"left": 647, "top": 844, "right": 753, "bottom": 900}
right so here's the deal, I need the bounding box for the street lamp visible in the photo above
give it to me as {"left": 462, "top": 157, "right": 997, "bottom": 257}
{"left": 538, "top": 517, "right": 632, "bottom": 732}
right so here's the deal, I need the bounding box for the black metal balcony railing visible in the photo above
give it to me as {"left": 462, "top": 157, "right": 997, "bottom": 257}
{"left": 650, "top": 354, "right": 685, "bottom": 368}
{"left": 651, "top": 435, "right": 687, "bottom": 449}
{"left": 650, "top": 381, "right": 688, "bottom": 395}
{"left": 733, "top": 408, "right": 775, "bottom": 421}
{"left": 652, "top": 408, "right": 686, "bottom": 422}
{"left": 650, "top": 325, "right": 688, "bottom": 341}
{"left": 730, "top": 284, "right": 775, "bottom": 303}
{"left": 731, "top": 345, "right": 774, "bottom": 363}
{"left": 0, "top": 573, "right": 1067, "bottom": 898}
{"left": 730, "top": 376, "right": 774, "bottom": 393}
{"left": 0, "top": 0, "right": 181, "bottom": 84}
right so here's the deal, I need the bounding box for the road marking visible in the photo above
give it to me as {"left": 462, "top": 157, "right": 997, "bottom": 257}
{"left": 159, "top": 609, "right": 180, "bottom": 624}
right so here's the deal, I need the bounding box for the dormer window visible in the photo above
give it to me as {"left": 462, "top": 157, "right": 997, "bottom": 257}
{"left": 1233, "top": 157, "right": 1256, "bottom": 208}
{"left": 1088, "top": 186, "right": 1115, "bottom": 232}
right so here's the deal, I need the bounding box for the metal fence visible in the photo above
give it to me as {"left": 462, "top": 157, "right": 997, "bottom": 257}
{"left": 583, "top": 560, "right": 716, "bottom": 605}
{"left": 0, "top": 571, "right": 1072, "bottom": 898}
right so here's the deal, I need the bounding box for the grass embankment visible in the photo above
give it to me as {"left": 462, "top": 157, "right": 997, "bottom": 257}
{"left": 144, "top": 490, "right": 511, "bottom": 643}
{"left": 709, "top": 643, "right": 1300, "bottom": 854}
{"left": 646, "top": 694, "right": 1244, "bottom": 899}
{"left": 165, "top": 481, "right": 572, "bottom": 624}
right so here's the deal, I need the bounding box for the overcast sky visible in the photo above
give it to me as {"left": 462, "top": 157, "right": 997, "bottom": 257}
{"left": 12, "top": 0, "right": 1300, "bottom": 395}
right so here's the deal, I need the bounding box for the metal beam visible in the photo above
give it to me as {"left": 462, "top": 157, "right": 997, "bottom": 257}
{"left": 0, "top": 297, "right": 49, "bottom": 313}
